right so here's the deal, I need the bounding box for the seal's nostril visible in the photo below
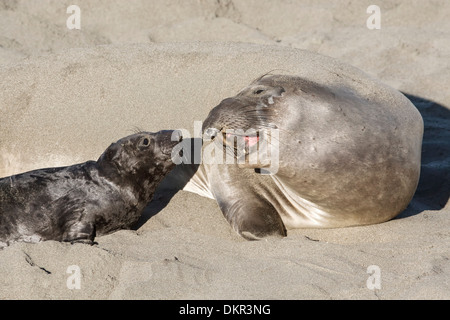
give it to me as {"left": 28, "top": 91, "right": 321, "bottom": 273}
{"left": 205, "top": 128, "right": 220, "bottom": 140}
{"left": 172, "top": 130, "right": 183, "bottom": 142}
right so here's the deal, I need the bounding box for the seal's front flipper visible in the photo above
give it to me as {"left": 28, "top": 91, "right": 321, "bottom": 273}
{"left": 217, "top": 197, "right": 287, "bottom": 240}
{"left": 63, "top": 221, "right": 96, "bottom": 245}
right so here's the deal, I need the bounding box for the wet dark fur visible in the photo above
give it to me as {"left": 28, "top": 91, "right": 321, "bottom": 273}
{"left": 0, "top": 130, "right": 181, "bottom": 247}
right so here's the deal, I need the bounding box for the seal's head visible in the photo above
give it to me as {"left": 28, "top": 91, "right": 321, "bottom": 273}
{"left": 202, "top": 75, "right": 288, "bottom": 171}
{"left": 203, "top": 75, "right": 285, "bottom": 136}
{"left": 97, "top": 130, "right": 182, "bottom": 190}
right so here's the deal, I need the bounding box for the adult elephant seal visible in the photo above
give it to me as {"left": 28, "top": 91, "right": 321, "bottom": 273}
{"left": 0, "top": 130, "right": 182, "bottom": 248}
{"left": 172, "top": 74, "right": 423, "bottom": 240}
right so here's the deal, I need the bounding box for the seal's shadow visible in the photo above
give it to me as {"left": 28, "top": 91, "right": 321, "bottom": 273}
{"left": 397, "top": 93, "right": 450, "bottom": 218}
{"left": 133, "top": 138, "right": 201, "bottom": 230}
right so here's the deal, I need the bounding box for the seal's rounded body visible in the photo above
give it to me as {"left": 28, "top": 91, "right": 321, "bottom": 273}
{"left": 0, "top": 130, "right": 181, "bottom": 247}
{"left": 177, "top": 75, "right": 423, "bottom": 240}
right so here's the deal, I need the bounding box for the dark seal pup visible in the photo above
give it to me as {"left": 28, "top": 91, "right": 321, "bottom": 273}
{"left": 0, "top": 130, "right": 182, "bottom": 248}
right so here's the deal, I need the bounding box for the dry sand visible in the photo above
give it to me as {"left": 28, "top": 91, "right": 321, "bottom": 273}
{"left": 0, "top": 0, "right": 449, "bottom": 299}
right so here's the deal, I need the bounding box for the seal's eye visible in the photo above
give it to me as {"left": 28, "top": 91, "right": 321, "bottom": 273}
{"left": 254, "top": 89, "right": 265, "bottom": 95}
{"left": 139, "top": 137, "right": 152, "bottom": 148}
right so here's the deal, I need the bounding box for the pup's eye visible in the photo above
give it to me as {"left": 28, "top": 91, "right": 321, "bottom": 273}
{"left": 254, "top": 89, "right": 265, "bottom": 95}
{"left": 140, "top": 137, "right": 151, "bottom": 147}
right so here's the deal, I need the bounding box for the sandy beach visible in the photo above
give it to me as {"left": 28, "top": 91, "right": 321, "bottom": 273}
{"left": 0, "top": 0, "right": 449, "bottom": 300}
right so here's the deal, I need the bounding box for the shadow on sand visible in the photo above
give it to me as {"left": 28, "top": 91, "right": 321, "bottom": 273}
{"left": 133, "top": 139, "right": 201, "bottom": 229}
{"left": 399, "top": 93, "right": 450, "bottom": 218}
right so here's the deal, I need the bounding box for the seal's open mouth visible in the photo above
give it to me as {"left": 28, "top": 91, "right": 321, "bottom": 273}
{"left": 243, "top": 135, "right": 260, "bottom": 148}
{"left": 204, "top": 127, "right": 266, "bottom": 157}
{"left": 203, "top": 127, "right": 276, "bottom": 170}
{"left": 225, "top": 132, "right": 260, "bottom": 155}
{"left": 205, "top": 127, "right": 259, "bottom": 149}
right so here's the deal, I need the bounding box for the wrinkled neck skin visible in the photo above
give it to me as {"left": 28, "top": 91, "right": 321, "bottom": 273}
{"left": 96, "top": 158, "right": 167, "bottom": 204}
